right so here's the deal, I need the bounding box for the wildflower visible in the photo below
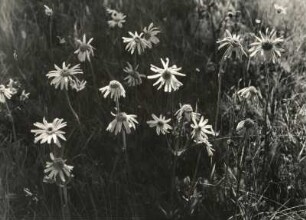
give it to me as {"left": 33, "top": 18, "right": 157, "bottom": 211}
{"left": 274, "top": 4, "right": 287, "bottom": 15}
{"left": 148, "top": 58, "right": 185, "bottom": 92}
{"left": 46, "top": 62, "right": 83, "bottom": 90}
{"left": 147, "top": 114, "right": 172, "bottom": 135}
{"left": 249, "top": 29, "right": 284, "bottom": 63}
{"left": 99, "top": 80, "right": 126, "bottom": 101}
{"left": 106, "top": 8, "right": 126, "bottom": 28}
{"left": 237, "top": 86, "right": 262, "bottom": 102}
{"left": 106, "top": 112, "right": 138, "bottom": 135}
{"left": 20, "top": 90, "right": 30, "bottom": 101}
{"left": 217, "top": 30, "right": 247, "bottom": 60}
{"left": 191, "top": 116, "right": 214, "bottom": 143}
{"left": 143, "top": 23, "right": 160, "bottom": 48}
{"left": 0, "top": 84, "right": 13, "bottom": 103}
{"left": 7, "top": 79, "right": 18, "bottom": 94}
{"left": 123, "top": 62, "right": 146, "bottom": 87}
{"left": 122, "top": 31, "right": 149, "bottom": 55}
{"left": 44, "top": 5, "right": 53, "bottom": 16}
{"left": 236, "top": 118, "right": 255, "bottom": 135}
{"left": 74, "top": 34, "right": 94, "bottom": 62}
{"left": 203, "top": 139, "right": 214, "bottom": 157}
{"left": 175, "top": 104, "right": 200, "bottom": 122}
{"left": 71, "top": 79, "right": 87, "bottom": 92}
{"left": 44, "top": 153, "right": 73, "bottom": 184}
{"left": 31, "top": 118, "right": 67, "bottom": 147}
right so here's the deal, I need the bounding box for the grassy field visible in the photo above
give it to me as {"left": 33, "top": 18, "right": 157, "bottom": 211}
{"left": 1, "top": 0, "right": 306, "bottom": 219}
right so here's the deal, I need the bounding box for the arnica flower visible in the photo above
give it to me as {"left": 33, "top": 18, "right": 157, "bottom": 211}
{"left": 20, "top": 90, "right": 30, "bottom": 101}
{"left": 99, "top": 80, "right": 126, "bottom": 102}
{"left": 0, "top": 84, "right": 13, "bottom": 103}
{"left": 46, "top": 62, "right": 83, "bottom": 90}
{"left": 217, "top": 30, "right": 247, "bottom": 60}
{"left": 274, "top": 4, "right": 287, "bottom": 15}
{"left": 123, "top": 62, "right": 146, "bottom": 87}
{"left": 70, "top": 79, "right": 87, "bottom": 92}
{"left": 148, "top": 58, "right": 185, "bottom": 92}
{"left": 44, "top": 5, "right": 53, "bottom": 17}
{"left": 106, "top": 8, "right": 126, "bottom": 28}
{"left": 143, "top": 23, "right": 160, "bottom": 48}
{"left": 191, "top": 116, "right": 215, "bottom": 143}
{"left": 249, "top": 29, "right": 284, "bottom": 63}
{"left": 107, "top": 112, "right": 138, "bottom": 135}
{"left": 147, "top": 114, "right": 172, "bottom": 135}
{"left": 237, "top": 86, "right": 262, "bottom": 102}
{"left": 31, "top": 118, "right": 67, "bottom": 147}
{"left": 122, "top": 31, "right": 150, "bottom": 55}
{"left": 175, "top": 104, "right": 200, "bottom": 122}
{"left": 236, "top": 118, "right": 255, "bottom": 135}
{"left": 74, "top": 34, "right": 94, "bottom": 62}
{"left": 7, "top": 79, "right": 18, "bottom": 95}
{"left": 44, "top": 153, "right": 73, "bottom": 184}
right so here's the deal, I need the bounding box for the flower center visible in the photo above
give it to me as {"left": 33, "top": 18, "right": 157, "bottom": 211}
{"left": 110, "top": 82, "right": 120, "bottom": 89}
{"left": 46, "top": 126, "right": 54, "bottom": 134}
{"left": 157, "top": 121, "right": 164, "bottom": 127}
{"left": 117, "top": 113, "right": 127, "bottom": 122}
{"left": 262, "top": 42, "right": 273, "bottom": 51}
{"left": 162, "top": 71, "right": 172, "bottom": 80}
{"left": 53, "top": 158, "right": 65, "bottom": 170}
{"left": 143, "top": 32, "right": 151, "bottom": 40}
{"left": 60, "top": 69, "right": 70, "bottom": 77}
{"left": 80, "top": 43, "right": 90, "bottom": 52}
{"left": 134, "top": 37, "right": 141, "bottom": 44}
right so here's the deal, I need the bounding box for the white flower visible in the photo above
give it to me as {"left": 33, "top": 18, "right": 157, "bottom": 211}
{"left": 122, "top": 31, "right": 150, "bottom": 55}
{"left": 148, "top": 58, "right": 185, "bottom": 92}
{"left": 175, "top": 104, "right": 200, "bottom": 122}
{"left": 203, "top": 139, "right": 214, "bottom": 157}
{"left": 71, "top": 79, "right": 87, "bottom": 92}
{"left": 46, "top": 62, "right": 83, "bottom": 90}
{"left": 7, "top": 79, "right": 18, "bottom": 95}
{"left": 99, "top": 80, "right": 126, "bottom": 101}
{"left": 20, "top": 90, "right": 30, "bottom": 101}
{"left": 107, "top": 112, "right": 138, "bottom": 135}
{"left": 0, "top": 84, "right": 13, "bottom": 103}
{"left": 74, "top": 34, "right": 94, "bottom": 62}
{"left": 191, "top": 116, "right": 214, "bottom": 143}
{"left": 44, "top": 153, "right": 73, "bottom": 184}
{"left": 44, "top": 5, "right": 53, "bottom": 16}
{"left": 237, "top": 86, "right": 262, "bottom": 102}
{"left": 274, "top": 4, "right": 287, "bottom": 15}
{"left": 217, "top": 30, "right": 247, "bottom": 60}
{"left": 249, "top": 29, "right": 284, "bottom": 63}
{"left": 123, "top": 62, "right": 146, "bottom": 87}
{"left": 147, "top": 114, "right": 172, "bottom": 135}
{"left": 31, "top": 118, "right": 67, "bottom": 147}
{"left": 143, "top": 23, "right": 160, "bottom": 48}
{"left": 106, "top": 8, "right": 126, "bottom": 28}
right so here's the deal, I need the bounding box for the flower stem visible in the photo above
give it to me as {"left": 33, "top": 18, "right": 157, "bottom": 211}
{"left": 65, "top": 91, "right": 81, "bottom": 127}
{"left": 214, "top": 64, "right": 223, "bottom": 133}
{"left": 5, "top": 101, "right": 16, "bottom": 141}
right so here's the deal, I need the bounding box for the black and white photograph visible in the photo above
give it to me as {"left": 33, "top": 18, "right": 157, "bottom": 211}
{"left": 0, "top": 0, "right": 305, "bottom": 219}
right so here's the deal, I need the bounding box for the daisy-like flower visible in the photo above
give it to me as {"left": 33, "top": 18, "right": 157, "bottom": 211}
{"left": 31, "top": 118, "right": 67, "bottom": 147}
{"left": 7, "top": 79, "right": 18, "bottom": 95}
{"left": 106, "top": 112, "right": 138, "bottom": 135}
{"left": 143, "top": 23, "right": 160, "bottom": 48}
{"left": 123, "top": 62, "right": 146, "bottom": 87}
{"left": 237, "top": 86, "right": 262, "bottom": 102}
{"left": 249, "top": 29, "right": 284, "bottom": 63}
{"left": 71, "top": 79, "right": 87, "bottom": 92}
{"left": 147, "top": 114, "right": 172, "bottom": 135}
{"left": 274, "top": 4, "right": 287, "bottom": 15}
{"left": 175, "top": 104, "right": 200, "bottom": 122}
{"left": 122, "top": 31, "right": 150, "bottom": 55}
{"left": 44, "top": 5, "right": 53, "bottom": 17}
{"left": 106, "top": 8, "right": 126, "bottom": 28}
{"left": 44, "top": 153, "right": 73, "bottom": 184}
{"left": 46, "top": 62, "right": 83, "bottom": 90}
{"left": 0, "top": 84, "right": 13, "bottom": 103}
{"left": 217, "top": 30, "right": 247, "bottom": 60}
{"left": 74, "top": 34, "right": 94, "bottom": 62}
{"left": 191, "top": 116, "right": 215, "bottom": 143}
{"left": 20, "top": 90, "right": 30, "bottom": 101}
{"left": 99, "top": 80, "right": 126, "bottom": 101}
{"left": 148, "top": 58, "right": 185, "bottom": 92}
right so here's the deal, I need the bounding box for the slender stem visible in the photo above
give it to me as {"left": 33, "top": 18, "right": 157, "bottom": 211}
{"left": 5, "top": 101, "right": 16, "bottom": 141}
{"left": 214, "top": 64, "right": 224, "bottom": 133}
{"left": 49, "top": 16, "right": 53, "bottom": 61}
{"left": 89, "top": 61, "right": 98, "bottom": 93}
{"left": 65, "top": 90, "right": 81, "bottom": 126}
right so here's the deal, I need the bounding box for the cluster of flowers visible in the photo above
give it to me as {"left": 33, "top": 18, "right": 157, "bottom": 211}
{"left": 0, "top": 79, "right": 30, "bottom": 103}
